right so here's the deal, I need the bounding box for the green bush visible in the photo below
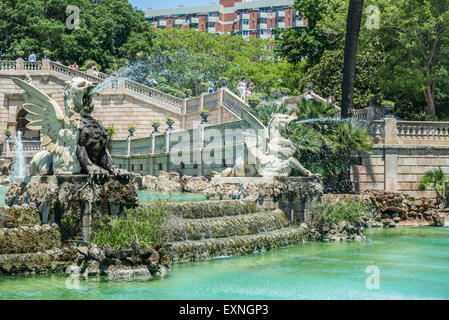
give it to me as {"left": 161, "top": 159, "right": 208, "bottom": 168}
{"left": 315, "top": 198, "right": 372, "bottom": 226}
{"left": 90, "top": 202, "right": 168, "bottom": 249}
{"left": 418, "top": 167, "right": 449, "bottom": 203}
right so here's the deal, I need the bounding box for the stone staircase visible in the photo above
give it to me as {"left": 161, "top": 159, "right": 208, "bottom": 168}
{"left": 159, "top": 199, "right": 308, "bottom": 263}
{"left": 0, "top": 205, "right": 76, "bottom": 274}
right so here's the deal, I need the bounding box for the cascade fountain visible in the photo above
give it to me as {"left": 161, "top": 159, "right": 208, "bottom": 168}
{"left": 8, "top": 131, "right": 26, "bottom": 182}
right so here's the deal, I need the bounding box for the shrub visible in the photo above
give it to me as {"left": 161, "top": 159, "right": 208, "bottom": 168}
{"left": 90, "top": 202, "right": 168, "bottom": 250}
{"left": 315, "top": 198, "right": 372, "bottom": 226}
{"left": 418, "top": 167, "right": 449, "bottom": 203}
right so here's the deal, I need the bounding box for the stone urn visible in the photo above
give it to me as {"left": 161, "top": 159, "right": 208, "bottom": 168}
{"left": 128, "top": 128, "right": 135, "bottom": 137}
{"left": 151, "top": 122, "right": 161, "bottom": 134}
{"left": 200, "top": 111, "right": 210, "bottom": 124}
{"left": 166, "top": 119, "right": 175, "bottom": 132}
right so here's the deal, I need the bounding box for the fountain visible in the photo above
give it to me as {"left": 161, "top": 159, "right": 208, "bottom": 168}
{"left": 6, "top": 77, "right": 138, "bottom": 241}
{"left": 8, "top": 131, "right": 26, "bottom": 182}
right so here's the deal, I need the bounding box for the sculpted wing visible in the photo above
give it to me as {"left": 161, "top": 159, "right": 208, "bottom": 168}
{"left": 12, "top": 77, "right": 65, "bottom": 155}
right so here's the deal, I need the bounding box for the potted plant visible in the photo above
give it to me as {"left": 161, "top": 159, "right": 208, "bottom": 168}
{"left": 248, "top": 93, "right": 262, "bottom": 108}
{"left": 183, "top": 89, "right": 192, "bottom": 98}
{"left": 4, "top": 129, "right": 11, "bottom": 140}
{"left": 43, "top": 49, "right": 51, "bottom": 60}
{"left": 219, "top": 76, "right": 229, "bottom": 88}
{"left": 281, "top": 88, "right": 291, "bottom": 97}
{"left": 200, "top": 109, "right": 211, "bottom": 124}
{"left": 165, "top": 117, "right": 175, "bottom": 132}
{"left": 151, "top": 121, "right": 161, "bottom": 134}
{"left": 200, "top": 82, "right": 209, "bottom": 94}
{"left": 270, "top": 88, "right": 281, "bottom": 100}
{"left": 128, "top": 125, "right": 136, "bottom": 137}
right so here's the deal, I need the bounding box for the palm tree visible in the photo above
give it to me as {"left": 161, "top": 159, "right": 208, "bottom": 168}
{"left": 341, "top": 0, "right": 364, "bottom": 118}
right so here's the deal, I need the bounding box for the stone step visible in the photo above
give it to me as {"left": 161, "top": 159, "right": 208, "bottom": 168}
{"left": 164, "top": 210, "right": 289, "bottom": 241}
{"left": 144, "top": 199, "right": 259, "bottom": 219}
{"left": 0, "top": 247, "right": 77, "bottom": 275}
{"left": 0, "top": 204, "right": 41, "bottom": 228}
{"left": 0, "top": 224, "right": 61, "bottom": 254}
{"left": 169, "top": 226, "right": 308, "bottom": 263}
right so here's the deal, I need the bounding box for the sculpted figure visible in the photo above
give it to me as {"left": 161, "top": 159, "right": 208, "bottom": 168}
{"left": 219, "top": 114, "right": 313, "bottom": 177}
{"left": 12, "top": 77, "right": 121, "bottom": 176}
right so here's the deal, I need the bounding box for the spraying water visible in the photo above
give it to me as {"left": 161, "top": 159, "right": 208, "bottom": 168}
{"left": 9, "top": 131, "right": 26, "bottom": 179}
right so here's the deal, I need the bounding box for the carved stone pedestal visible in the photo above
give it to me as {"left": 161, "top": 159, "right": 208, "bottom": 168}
{"left": 5, "top": 174, "right": 138, "bottom": 242}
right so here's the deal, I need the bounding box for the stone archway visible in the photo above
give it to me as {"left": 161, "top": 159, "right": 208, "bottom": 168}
{"left": 16, "top": 108, "right": 40, "bottom": 140}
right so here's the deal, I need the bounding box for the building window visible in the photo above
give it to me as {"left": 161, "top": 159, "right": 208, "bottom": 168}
{"left": 277, "top": 17, "right": 284, "bottom": 23}
{"left": 243, "top": 30, "right": 249, "bottom": 36}
{"left": 242, "top": 19, "right": 249, "bottom": 25}
{"left": 260, "top": 8, "right": 271, "bottom": 13}
{"left": 158, "top": 163, "right": 163, "bottom": 170}
{"left": 260, "top": 18, "right": 267, "bottom": 24}
{"left": 208, "top": 22, "right": 215, "bottom": 28}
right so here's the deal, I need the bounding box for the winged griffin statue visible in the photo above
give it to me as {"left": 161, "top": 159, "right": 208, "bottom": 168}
{"left": 12, "top": 77, "right": 120, "bottom": 176}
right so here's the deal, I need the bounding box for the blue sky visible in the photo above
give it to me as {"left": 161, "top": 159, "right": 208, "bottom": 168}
{"left": 129, "top": 0, "right": 216, "bottom": 11}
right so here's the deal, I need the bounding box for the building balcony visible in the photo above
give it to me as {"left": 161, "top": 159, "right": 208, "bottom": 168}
{"left": 207, "top": 27, "right": 216, "bottom": 33}
{"left": 174, "top": 19, "right": 186, "bottom": 25}
{"left": 276, "top": 11, "right": 286, "bottom": 17}
{"left": 259, "top": 12, "right": 272, "bottom": 19}
{"left": 294, "top": 20, "right": 305, "bottom": 27}
{"left": 158, "top": 20, "right": 167, "bottom": 26}
{"left": 276, "top": 22, "right": 285, "bottom": 28}
{"left": 208, "top": 16, "right": 219, "bottom": 23}
{"left": 190, "top": 17, "right": 199, "bottom": 23}
{"left": 240, "top": 13, "right": 250, "bottom": 20}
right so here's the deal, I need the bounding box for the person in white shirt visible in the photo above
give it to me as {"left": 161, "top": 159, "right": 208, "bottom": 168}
{"left": 237, "top": 77, "right": 247, "bottom": 100}
{"left": 28, "top": 52, "right": 36, "bottom": 61}
{"left": 305, "top": 90, "right": 313, "bottom": 101}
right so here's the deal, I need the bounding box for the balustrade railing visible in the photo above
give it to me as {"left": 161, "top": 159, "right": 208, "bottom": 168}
{"left": 0, "top": 61, "right": 16, "bottom": 70}
{"left": 397, "top": 121, "right": 449, "bottom": 142}
{"left": 23, "top": 61, "right": 42, "bottom": 71}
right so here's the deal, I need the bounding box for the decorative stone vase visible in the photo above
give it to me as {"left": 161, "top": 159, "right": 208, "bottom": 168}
{"left": 5, "top": 132, "right": 11, "bottom": 140}
{"left": 128, "top": 128, "right": 135, "bottom": 137}
{"left": 200, "top": 112, "right": 210, "bottom": 124}
{"left": 43, "top": 53, "right": 51, "bottom": 60}
{"left": 166, "top": 119, "right": 175, "bottom": 132}
{"left": 151, "top": 122, "right": 161, "bottom": 134}
{"left": 17, "top": 52, "right": 23, "bottom": 59}
{"left": 248, "top": 99, "right": 259, "bottom": 108}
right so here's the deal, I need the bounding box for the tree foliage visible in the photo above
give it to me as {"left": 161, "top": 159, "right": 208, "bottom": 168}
{"left": 0, "top": 0, "right": 154, "bottom": 69}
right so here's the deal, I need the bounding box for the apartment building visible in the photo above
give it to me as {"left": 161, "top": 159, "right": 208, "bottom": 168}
{"left": 145, "top": 0, "right": 307, "bottom": 39}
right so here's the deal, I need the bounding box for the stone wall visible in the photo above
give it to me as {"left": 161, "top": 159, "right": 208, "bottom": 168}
{"left": 0, "top": 59, "right": 241, "bottom": 158}
{"left": 351, "top": 118, "right": 449, "bottom": 196}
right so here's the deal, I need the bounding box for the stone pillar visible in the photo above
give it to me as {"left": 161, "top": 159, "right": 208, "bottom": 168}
{"left": 16, "top": 58, "right": 24, "bottom": 71}
{"left": 199, "top": 93, "right": 205, "bottom": 111}
{"left": 42, "top": 58, "right": 50, "bottom": 71}
{"left": 384, "top": 118, "right": 399, "bottom": 145}
{"left": 384, "top": 149, "right": 398, "bottom": 192}
{"left": 182, "top": 99, "right": 187, "bottom": 129}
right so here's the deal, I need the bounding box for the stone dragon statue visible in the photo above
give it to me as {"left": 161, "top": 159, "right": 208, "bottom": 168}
{"left": 12, "top": 77, "right": 121, "bottom": 176}
{"left": 218, "top": 113, "right": 314, "bottom": 177}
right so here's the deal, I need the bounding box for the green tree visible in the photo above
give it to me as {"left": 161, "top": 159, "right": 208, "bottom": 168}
{"left": 376, "top": 0, "right": 449, "bottom": 116}
{"left": 0, "top": 0, "right": 154, "bottom": 69}
{"left": 299, "top": 49, "right": 385, "bottom": 109}
{"left": 418, "top": 167, "right": 448, "bottom": 203}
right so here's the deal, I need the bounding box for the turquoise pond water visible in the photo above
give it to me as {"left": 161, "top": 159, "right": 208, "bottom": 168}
{"left": 0, "top": 186, "right": 206, "bottom": 206}
{"left": 1, "top": 227, "right": 448, "bottom": 300}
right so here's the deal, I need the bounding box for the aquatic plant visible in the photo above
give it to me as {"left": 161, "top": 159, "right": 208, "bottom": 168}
{"left": 90, "top": 202, "right": 168, "bottom": 250}
{"left": 315, "top": 198, "right": 372, "bottom": 226}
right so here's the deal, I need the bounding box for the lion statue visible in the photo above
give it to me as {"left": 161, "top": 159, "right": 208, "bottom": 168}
{"left": 12, "top": 77, "right": 121, "bottom": 176}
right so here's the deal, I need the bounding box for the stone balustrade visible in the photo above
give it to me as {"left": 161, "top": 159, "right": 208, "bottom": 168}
{"left": 369, "top": 118, "right": 449, "bottom": 146}
{"left": 1, "top": 59, "right": 253, "bottom": 118}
